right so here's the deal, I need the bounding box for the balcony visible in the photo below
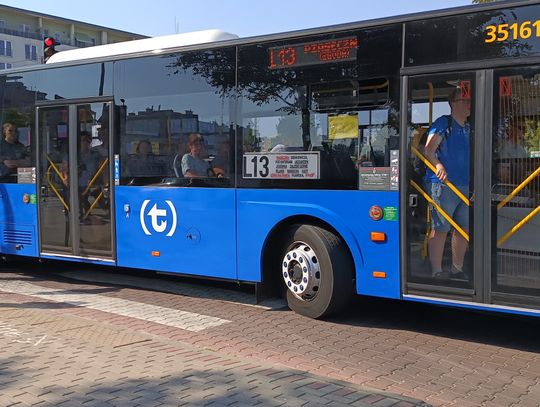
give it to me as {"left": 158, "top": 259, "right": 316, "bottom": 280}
{"left": 0, "top": 27, "right": 40, "bottom": 40}
{"left": 0, "top": 26, "right": 77, "bottom": 47}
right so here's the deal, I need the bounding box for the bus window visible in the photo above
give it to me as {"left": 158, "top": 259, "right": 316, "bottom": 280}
{"left": 237, "top": 27, "right": 401, "bottom": 190}
{"left": 0, "top": 72, "right": 38, "bottom": 184}
{"left": 115, "top": 48, "right": 236, "bottom": 187}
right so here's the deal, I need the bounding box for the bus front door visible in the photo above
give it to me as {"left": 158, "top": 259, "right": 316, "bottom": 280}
{"left": 37, "top": 102, "right": 114, "bottom": 261}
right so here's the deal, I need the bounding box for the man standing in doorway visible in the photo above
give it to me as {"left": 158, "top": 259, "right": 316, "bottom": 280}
{"left": 424, "top": 86, "right": 471, "bottom": 280}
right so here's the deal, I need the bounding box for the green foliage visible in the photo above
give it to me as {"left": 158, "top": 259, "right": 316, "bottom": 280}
{"left": 3, "top": 108, "right": 30, "bottom": 128}
{"left": 525, "top": 120, "right": 540, "bottom": 153}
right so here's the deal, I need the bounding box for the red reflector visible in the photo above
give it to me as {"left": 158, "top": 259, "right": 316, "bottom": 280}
{"left": 151, "top": 251, "right": 160, "bottom": 257}
{"left": 373, "top": 271, "right": 386, "bottom": 278}
{"left": 370, "top": 232, "right": 386, "bottom": 242}
{"left": 369, "top": 205, "right": 383, "bottom": 221}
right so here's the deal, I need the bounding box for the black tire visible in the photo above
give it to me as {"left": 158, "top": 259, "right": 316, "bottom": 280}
{"left": 280, "top": 224, "right": 353, "bottom": 319}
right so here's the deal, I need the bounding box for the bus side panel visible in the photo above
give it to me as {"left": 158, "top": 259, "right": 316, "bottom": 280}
{"left": 0, "top": 183, "right": 38, "bottom": 258}
{"left": 115, "top": 186, "right": 237, "bottom": 279}
{"left": 236, "top": 189, "right": 400, "bottom": 299}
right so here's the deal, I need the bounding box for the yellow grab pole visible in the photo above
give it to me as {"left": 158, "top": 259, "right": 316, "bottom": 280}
{"left": 410, "top": 180, "right": 469, "bottom": 242}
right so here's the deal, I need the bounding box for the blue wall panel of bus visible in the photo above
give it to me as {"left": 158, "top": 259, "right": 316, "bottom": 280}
{"left": 1, "top": 0, "right": 540, "bottom": 319}
{"left": 115, "top": 186, "right": 237, "bottom": 280}
{"left": 236, "top": 189, "right": 400, "bottom": 300}
{"left": 0, "top": 183, "right": 38, "bottom": 257}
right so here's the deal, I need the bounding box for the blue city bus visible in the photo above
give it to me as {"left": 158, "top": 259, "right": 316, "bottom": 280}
{"left": 1, "top": 1, "right": 540, "bottom": 318}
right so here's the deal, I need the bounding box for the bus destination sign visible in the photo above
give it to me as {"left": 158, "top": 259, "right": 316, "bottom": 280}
{"left": 243, "top": 152, "right": 320, "bottom": 179}
{"left": 268, "top": 37, "right": 358, "bottom": 69}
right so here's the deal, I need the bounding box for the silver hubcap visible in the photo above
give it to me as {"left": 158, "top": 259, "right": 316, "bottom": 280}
{"left": 282, "top": 242, "right": 321, "bottom": 301}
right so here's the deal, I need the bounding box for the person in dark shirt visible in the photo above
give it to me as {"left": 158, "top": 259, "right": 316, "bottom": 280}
{"left": 0, "top": 122, "right": 30, "bottom": 180}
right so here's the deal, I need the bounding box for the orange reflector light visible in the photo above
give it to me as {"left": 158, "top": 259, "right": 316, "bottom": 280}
{"left": 370, "top": 232, "right": 386, "bottom": 242}
{"left": 373, "top": 271, "right": 386, "bottom": 279}
{"left": 151, "top": 251, "right": 160, "bottom": 257}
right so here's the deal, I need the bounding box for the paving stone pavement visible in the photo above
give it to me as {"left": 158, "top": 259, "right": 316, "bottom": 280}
{"left": 3, "top": 265, "right": 540, "bottom": 407}
{"left": 55, "top": 269, "right": 540, "bottom": 407}
{"left": 0, "top": 269, "right": 428, "bottom": 407}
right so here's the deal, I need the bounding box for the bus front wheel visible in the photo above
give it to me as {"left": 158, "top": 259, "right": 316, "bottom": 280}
{"left": 280, "top": 224, "right": 353, "bottom": 319}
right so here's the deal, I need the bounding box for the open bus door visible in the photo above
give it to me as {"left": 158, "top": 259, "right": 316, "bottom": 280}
{"left": 36, "top": 101, "right": 114, "bottom": 261}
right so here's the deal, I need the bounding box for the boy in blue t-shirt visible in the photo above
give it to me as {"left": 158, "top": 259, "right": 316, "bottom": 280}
{"left": 423, "top": 88, "right": 471, "bottom": 280}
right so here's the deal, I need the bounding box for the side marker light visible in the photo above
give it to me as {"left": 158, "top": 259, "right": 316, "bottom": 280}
{"left": 370, "top": 232, "right": 386, "bottom": 242}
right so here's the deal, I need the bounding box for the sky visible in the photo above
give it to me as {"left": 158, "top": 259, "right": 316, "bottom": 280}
{"left": 3, "top": 0, "right": 473, "bottom": 38}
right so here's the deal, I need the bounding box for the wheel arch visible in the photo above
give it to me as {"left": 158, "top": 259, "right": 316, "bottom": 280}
{"left": 260, "top": 214, "right": 358, "bottom": 296}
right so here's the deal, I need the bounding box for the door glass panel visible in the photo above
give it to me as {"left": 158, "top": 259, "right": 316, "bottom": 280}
{"left": 38, "top": 103, "right": 113, "bottom": 259}
{"left": 406, "top": 74, "right": 474, "bottom": 289}
{"left": 492, "top": 69, "right": 540, "bottom": 297}
{"left": 76, "top": 103, "right": 112, "bottom": 257}
{"left": 38, "top": 107, "right": 71, "bottom": 254}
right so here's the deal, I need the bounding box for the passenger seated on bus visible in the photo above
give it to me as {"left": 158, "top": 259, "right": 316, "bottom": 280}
{"left": 0, "top": 122, "right": 31, "bottom": 181}
{"left": 126, "top": 140, "right": 165, "bottom": 177}
{"left": 181, "top": 133, "right": 213, "bottom": 177}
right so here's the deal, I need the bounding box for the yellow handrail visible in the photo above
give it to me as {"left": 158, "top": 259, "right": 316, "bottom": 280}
{"left": 497, "top": 166, "right": 540, "bottom": 210}
{"left": 46, "top": 156, "right": 66, "bottom": 182}
{"left": 83, "top": 191, "right": 104, "bottom": 219}
{"left": 497, "top": 205, "right": 540, "bottom": 246}
{"left": 411, "top": 145, "right": 470, "bottom": 206}
{"left": 45, "top": 162, "right": 69, "bottom": 211}
{"left": 82, "top": 158, "right": 109, "bottom": 196}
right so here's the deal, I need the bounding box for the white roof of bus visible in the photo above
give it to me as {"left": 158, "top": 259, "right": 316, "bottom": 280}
{"left": 46, "top": 29, "right": 239, "bottom": 64}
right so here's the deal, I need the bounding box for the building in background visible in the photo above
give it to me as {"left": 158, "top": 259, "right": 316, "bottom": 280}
{"left": 0, "top": 4, "right": 146, "bottom": 69}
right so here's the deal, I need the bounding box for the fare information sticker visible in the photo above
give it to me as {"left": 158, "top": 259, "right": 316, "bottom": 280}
{"left": 243, "top": 152, "right": 320, "bottom": 179}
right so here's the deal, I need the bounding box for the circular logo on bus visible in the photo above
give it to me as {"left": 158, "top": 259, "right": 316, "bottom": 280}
{"left": 369, "top": 205, "right": 383, "bottom": 221}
